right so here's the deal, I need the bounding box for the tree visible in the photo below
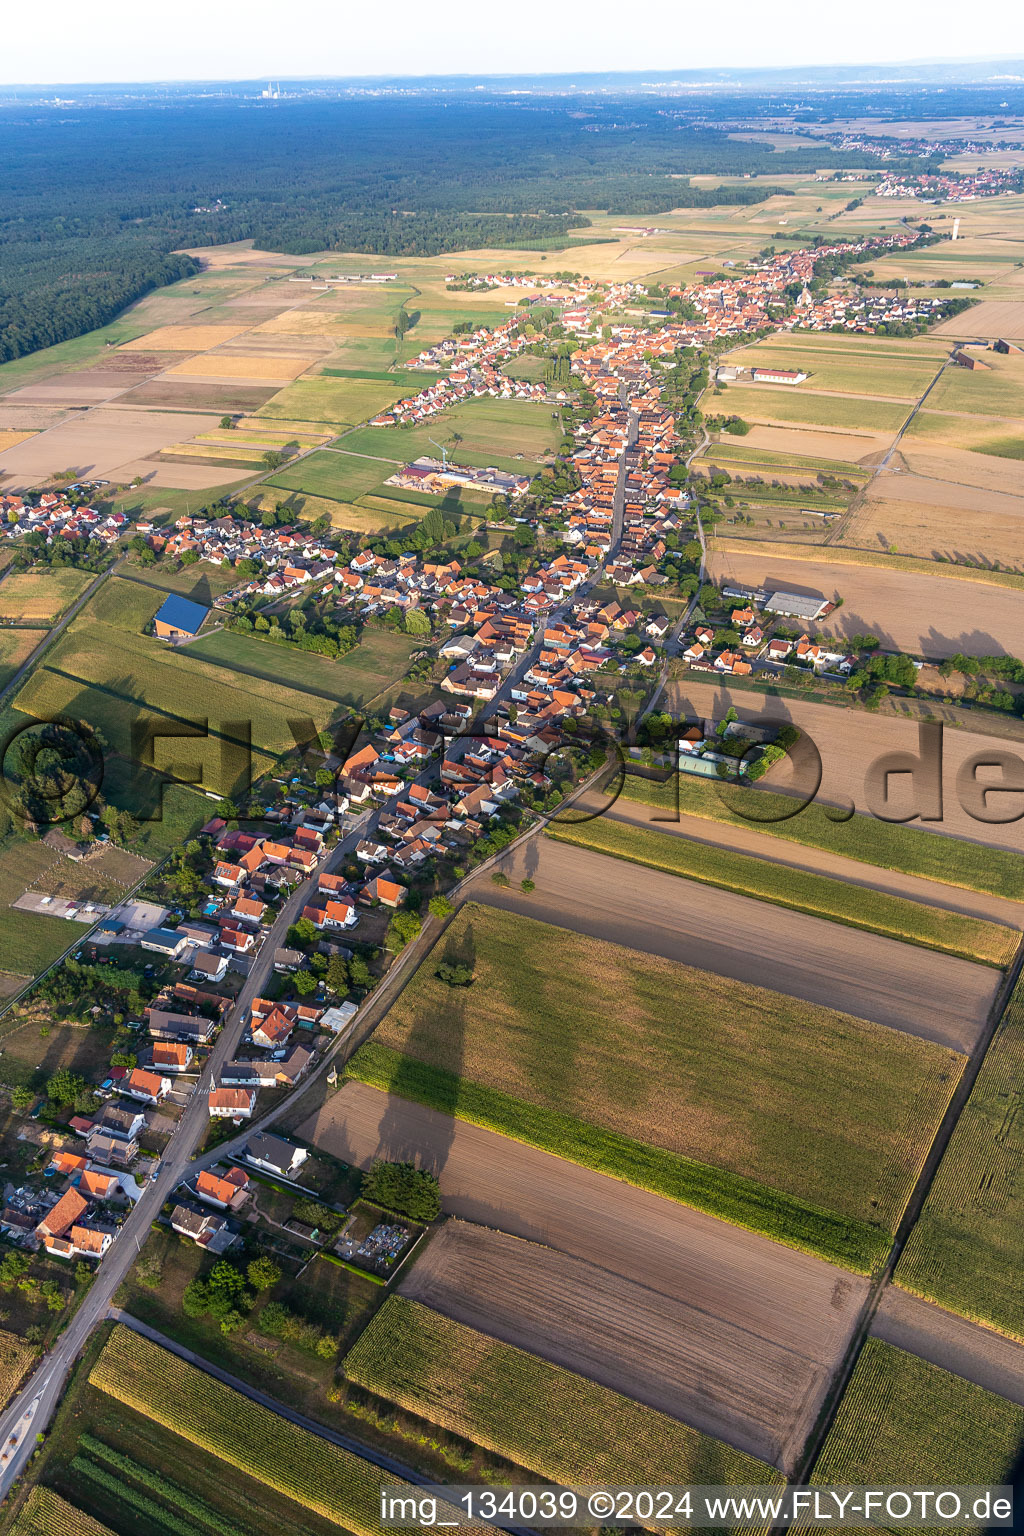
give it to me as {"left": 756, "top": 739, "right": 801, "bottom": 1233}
{"left": 287, "top": 916, "right": 319, "bottom": 949}
{"left": 247, "top": 1256, "right": 282, "bottom": 1291}
{"left": 294, "top": 969, "right": 318, "bottom": 996}
{"left": 46, "top": 1068, "right": 86, "bottom": 1107}
{"left": 362, "top": 1160, "right": 441, "bottom": 1221}
{"left": 219, "top": 415, "right": 235, "bottom": 430}
{"left": 428, "top": 895, "right": 454, "bottom": 919}
{"left": 521, "top": 878, "right": 536, "bottom": 893}
{"left": 326, "top": 955, "right": 350, "bottom": 994}
{"left": 387, "top": 910, "right": 422, "bottom": 950}
{"left": 262, "top": 450, "right": 285, "bottom": 470}
{"left": 404, "top": 608, "right": 430, "bottom": 635}
{"left": 436, "top": 961, "right": 473, "bottom": 987}
{"left": 11, "top": 1086, "right": 34, "bottom": 1111}
{"left": 315, "top": 768, "right": 334, "bottom": 788}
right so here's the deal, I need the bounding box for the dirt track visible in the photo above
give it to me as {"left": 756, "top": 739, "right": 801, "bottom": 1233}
{"left": 873, "top": 1287, "right": 1024, "bottom": 1406}
{"left": 705, "top": 547, "right": 1024, "bottom": 661}
{"left": 467, "top": 839, "right": 997, "bottom": 1051}
{"left": 662, "top": 679, "right": 1024, "bottom": 856}
{"left": 601, "top": 799, "right": 1024, "bottom": 928}
{"left": 304, "top": 1084, "right": 868, "bottom": 1471}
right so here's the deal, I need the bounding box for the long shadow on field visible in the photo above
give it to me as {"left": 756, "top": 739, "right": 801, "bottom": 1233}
{"left": 373, "top": 921, "right": 476, "bottom": 1188}
{"left": 988, "top": 1443, "right": 1024, "bottom": 1536}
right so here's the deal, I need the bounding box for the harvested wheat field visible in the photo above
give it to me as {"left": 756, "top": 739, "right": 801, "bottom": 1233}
{"left": 110, "top": 459, "right": 252, "bottom": 490}
{"left": 120, "top": 323, "right": 252, "bottom": 351}
{"left": 470, "top": 839, "right": 995, "bottom": 1050}
{"left": 721, "top": 423, "right": 896, "bottom": 465}
{"left": 164, "top": 353, "right": 312, "bottom": 381}
{"left": 934, "top": 300, "right": 1024, "bottom": 340}
{"left": 901, "top": 442, "right": 1024, "bottom": 495}
{"left": 0, "top": 406, "right": 215, "bottom": 487}
{"left": 841, "top": 473, "right": 1024, "bottom": 566}
{"left": 662, "top": 678, "right": 1024, "bottom": 856}
{"left": 305, "top": 1085, "right": 866, "bottom": 1470}
{"left": 252, "top": 309, "right": 349, "bottom": 336}
{"left": 705, "top": 547, "right": 1024, "bottom": 659}
{"left": 0, "top": 430, "right": 35, "bottom": 452}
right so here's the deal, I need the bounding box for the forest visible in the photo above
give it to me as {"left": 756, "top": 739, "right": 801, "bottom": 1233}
{"left": 0, "top": 93, "right": 930, "bottom": 364}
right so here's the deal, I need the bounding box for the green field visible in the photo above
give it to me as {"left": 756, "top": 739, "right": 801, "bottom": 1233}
{"left": 809, "top": 1339, "right": 1024, "bottom": 1515}
{"left": 707, "top": 386, "right": 908, "bottom": 433}
{"left": 349, "top": 903, "right": 963, "bottom": 1271}
{"left": 973, "top": 434, "right": 1024, "bottom": 459}
{"left": 84, "top": 576, "right": 165, "bottom": 631}
{"left": 0, "top": 567, "right": 96, "bottom": 624}
{"left": 267, "top": 449, "right": 397, "bottom": 503}
{"left": 340, "top": 397, "right": 561, "bottom": 473}
{"left": 896, "top": 973, "right": 1024, "bottom": 1340}
{"left": 188, "top": 626, "right": 420, "bottom": 710}
{"left": 89, "top": 1324, "right": 461, "bottom": 1536}
{"left": 548, "top": 821, "right": 1017, "bottom": 967}
{"left": 257, "top": 376, "right": 418, "bottom": 426}
{"left": 619, "top": 773, "right": 1024, "bottom": 900}
{"left": 346, "top": 1295, "right": 780, "bottom": 1495}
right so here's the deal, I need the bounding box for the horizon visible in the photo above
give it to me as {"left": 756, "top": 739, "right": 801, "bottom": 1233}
{"left": 3, "top": 0, "right": 1024, "bottom": 89}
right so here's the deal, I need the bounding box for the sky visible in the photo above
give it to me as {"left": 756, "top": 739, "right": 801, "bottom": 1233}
{"left": 2, "top": 0, "right": 1024, "bottom": 84}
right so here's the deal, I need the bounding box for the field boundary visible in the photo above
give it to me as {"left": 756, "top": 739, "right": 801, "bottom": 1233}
{"left": 345, "top": 1043, "right": 889, "bottom": 1273}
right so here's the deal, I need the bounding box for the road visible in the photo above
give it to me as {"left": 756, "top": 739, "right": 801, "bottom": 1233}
{"left": 0, "top": 386, "right": 643, "bottom": 1498}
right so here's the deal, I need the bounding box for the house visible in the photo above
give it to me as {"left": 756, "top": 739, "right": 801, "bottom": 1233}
{"left": 244, "top": 1132, "right": 308, "bottom": 1178}
{"left": 153, "top": 594, "right": 210, "bottom": 641}
{"left": 84, "top": 1130, "right": 138, "bottom": 1167}
{"left": 750, "top": 367, "right": 806, "bottom": 385}
{"left": 193, "top": 1167, "right": 250, "bottom": 1211}
{"left": 67, "top": 1225, "right": 113, "bottom": 1259}
{"left": 208, "top": 1087, "right": 256, "bottom": 1119}
{"left": 170, "top": 1203, "right": 237, "bottom": 1253}
{"left": 213, "top": 861, "right": 246, "bottom": 891}
{"left": 147, "top": 1010, "right": 218, "bottom": 1043}
{"left": 250, "top": 1004, "right": 294, "bottom": 1050}
{"left": 274, "top": 947, "right": 304, "bottom": 972}
{"left": 362, "top": 873, "right": 407, "bottom": 908}
{"left": 190, "top": 951, "right": 229, "bottom": 983}
{"left": 35, "top": 1188, "right": 88, "bottom": 1245}
{"left": 122, "top": 1068, "right": 171, "bottom": 1104}
{"left": 152, "top": 1042, "right": 194, "bottom": 1074}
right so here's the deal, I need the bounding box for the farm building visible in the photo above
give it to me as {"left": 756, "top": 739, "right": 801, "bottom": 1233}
{"left": 952, "top": 350, "right": 991, "bottom": 371}
{"left": 750, "top": 367, "right": 807, "bottom": 385}
{"left": 763, "top": 590, "right": 830, "bottom": 621}
{"left": 153, "top": 594, "right": 210, "bottom": 641}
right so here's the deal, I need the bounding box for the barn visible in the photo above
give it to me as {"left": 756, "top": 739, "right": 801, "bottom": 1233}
{"left": 153, "top": 594, "right": 210, "bottom": 641}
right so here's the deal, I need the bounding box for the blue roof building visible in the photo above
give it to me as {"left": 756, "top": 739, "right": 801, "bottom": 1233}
{"left": 153, "top": 594, "right": 210, "bottom": 640}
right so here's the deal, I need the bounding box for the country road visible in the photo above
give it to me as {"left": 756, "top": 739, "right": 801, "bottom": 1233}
{"left": 0, "top": 382, "right": 642, "bottom": 1500}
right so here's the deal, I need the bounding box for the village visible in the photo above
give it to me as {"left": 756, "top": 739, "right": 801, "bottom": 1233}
{"left": 0, "top": 214, "right": 980, "bottom": 1312}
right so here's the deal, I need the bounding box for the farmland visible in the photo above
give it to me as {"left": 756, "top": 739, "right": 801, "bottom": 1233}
{"left": 0, "top": 568, "right": 95, "bottom": 624}
{"left": 339, "top": 397, "right": 562, "bottom": 472}
{"left": 616, "top": 772, "right": 1024, "bottom": 903}
{"left": 392, "top": 1216, "right": 862, "bottom": 1472}
{"left": 704, "top": 546, "right": 1024, "bottom": 661}
{"left": 0, "top": 628, "right": 45, "bottom": 691}
{"left": 88, "top": 1324, "right": 470, "bottom": 1536}
{"left": 547, "top": 819, "right": 1016, "bottom": 965}
{"left": 0, "top": 1328, "right": 37, "bottom": 1411}
{"left": 267, "top": 448, "right": 401, "bottom": 503}
{"left": 256, "top": 376, "right": 418, "bottom": 426}
{"left": 662, "top": 676, "right": 1024, "bottom": 856}
{"left": 895, "top": 975, "right": 1024, "bottom": 1341}
{"left": 470, "top": 838, "right": 998, "bottom": 1049}
{"left": 349, "top": 901, "right": 965, "bottom": 1267}
{"left": 8, "top": 1488, "right": 115, "bottom": 1536}
{"left": 703, "top": 385, "right": 909, "bottom": 434}
{"left": 345, "top": 1294, "right": 780, "bottom": 1489}
{"left": 187, "top": 626, "right": 420, "bottom": 709}
{"left": 722, "top": 337, "right": 943, "bottom": 398}
{"left": 809, "top": 1338, "right": 1024, "bottom": 1499}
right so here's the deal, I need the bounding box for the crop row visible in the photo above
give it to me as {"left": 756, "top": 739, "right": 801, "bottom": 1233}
{"left": 345, "top": 1295, "right": 779, "bottom": 1496}
{"left": 9, "top": 1487, "right": 115, "bottom": 1536}
{"left": 89, "top": 1324, "right": 476, "bottom": 1535}
{"left": 78, "top": 1433, "right": 247, "bottom": 1536}
{"left": 72, "top": 1457, "right": 208, "bottom": 1536}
